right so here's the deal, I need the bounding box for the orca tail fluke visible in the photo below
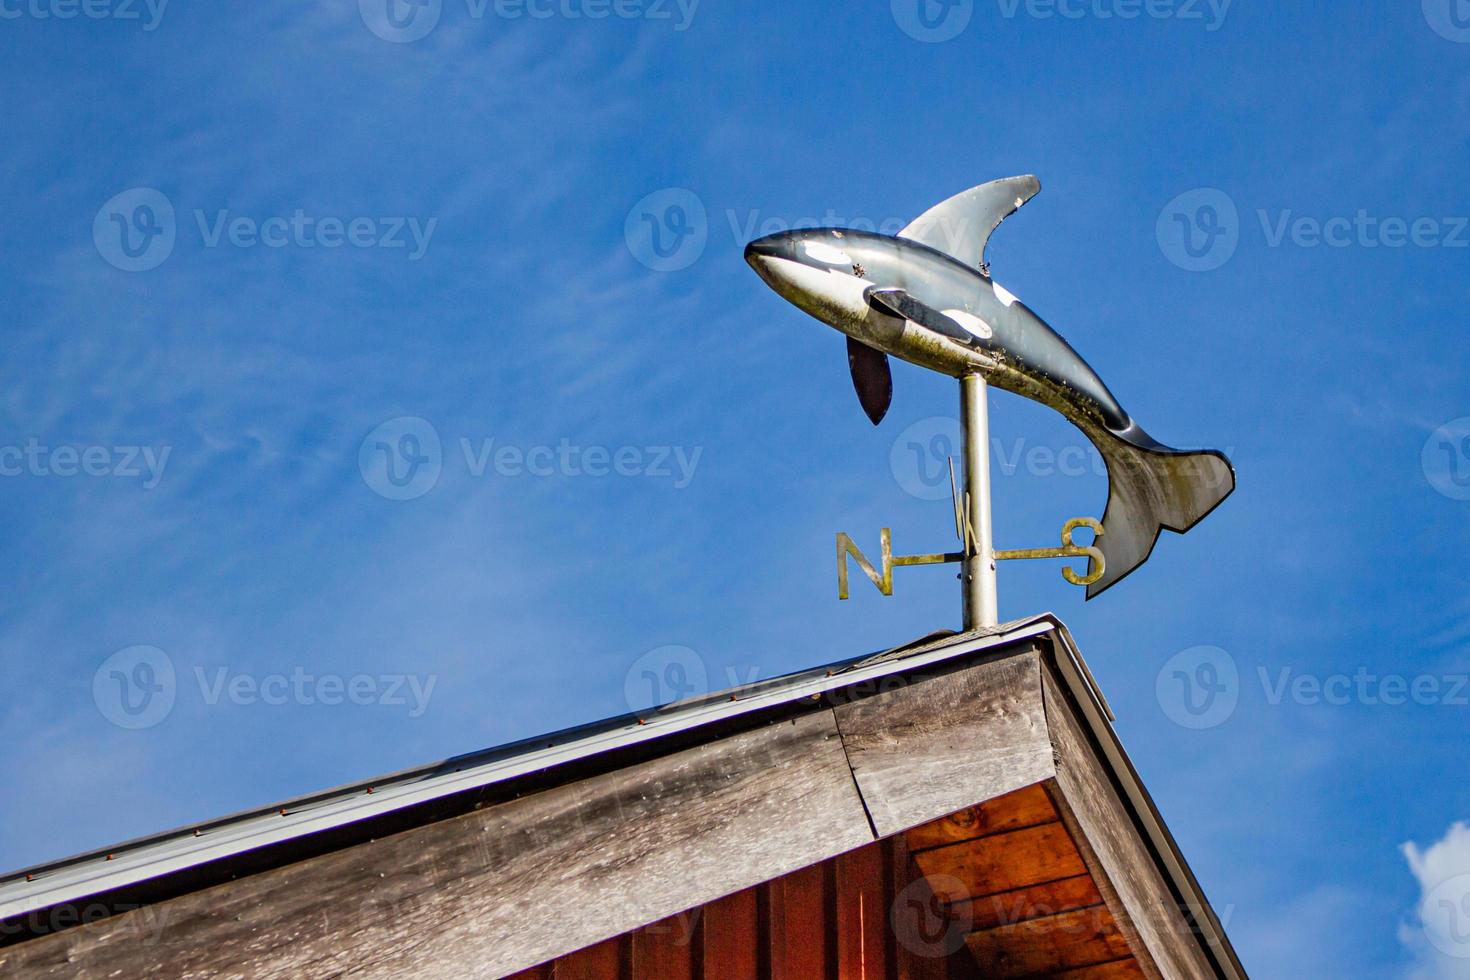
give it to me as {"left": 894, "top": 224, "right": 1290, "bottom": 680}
{"left": 1085, "top": 434, "right": 1235, "bottom": 599}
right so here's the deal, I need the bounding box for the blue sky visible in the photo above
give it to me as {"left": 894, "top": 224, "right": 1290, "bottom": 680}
{"left": 3, "top": 1, "right": 1470, "bottom": 975}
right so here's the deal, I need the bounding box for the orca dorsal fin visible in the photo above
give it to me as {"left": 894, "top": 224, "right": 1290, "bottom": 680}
{"left": 898, "top": 175, "right": 1041, "bottom": 271}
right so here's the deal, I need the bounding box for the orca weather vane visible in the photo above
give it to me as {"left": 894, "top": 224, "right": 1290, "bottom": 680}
{"left": 744, "top": 175, "right": 1236, "bottom": 630}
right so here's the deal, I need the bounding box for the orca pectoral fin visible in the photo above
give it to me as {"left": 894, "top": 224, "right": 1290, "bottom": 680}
{"left": 865, "top": 287, "right": 974, "bottom": 345}
{"left": 846, "top": 336, "right": 893, "bottom": 426}
{"left": 864, "top": 286, "right": 909, "bottom": 321}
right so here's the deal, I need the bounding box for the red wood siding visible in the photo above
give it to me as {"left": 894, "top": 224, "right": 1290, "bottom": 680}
{"left": 507, "top": 836, "right": 979, "bottom": 980}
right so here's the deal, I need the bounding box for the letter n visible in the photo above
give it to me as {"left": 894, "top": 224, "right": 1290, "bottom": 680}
{"left": 838, "top": 530, "right": 893, "bottom": 599}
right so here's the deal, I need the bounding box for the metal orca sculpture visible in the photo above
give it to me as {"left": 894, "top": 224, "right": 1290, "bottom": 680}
{"left": 743, "top": 175, "right": 1235, "bottom": 599}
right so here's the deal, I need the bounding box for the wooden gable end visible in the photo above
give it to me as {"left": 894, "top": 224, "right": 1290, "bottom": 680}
{"left": 0, "top": 631, "right": 1241, "bottom": 979}
{"left": 511, "top": 784, "right": 1146, "bottom": 980}
{"left": 508, "top": 834, "right": 976, "bottom": 980}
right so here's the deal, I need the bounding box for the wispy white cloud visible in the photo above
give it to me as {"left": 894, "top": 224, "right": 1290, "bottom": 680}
{"left": 1401, "top": 822, "right": 1470, "bottom": 978}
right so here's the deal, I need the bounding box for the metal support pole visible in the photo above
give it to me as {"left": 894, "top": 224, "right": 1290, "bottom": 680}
{"left": 961, "top": 373, "right": 999, "bottom": 629}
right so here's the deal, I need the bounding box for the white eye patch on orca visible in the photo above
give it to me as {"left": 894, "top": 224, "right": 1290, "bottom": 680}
{"left": 801, "top": 241, "right": 853, "bottom": 267}
{"left": 945, "top": 309, "right": 994, "bottom": 340}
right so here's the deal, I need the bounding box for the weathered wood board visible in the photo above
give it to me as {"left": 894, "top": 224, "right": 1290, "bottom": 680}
{"left": 906, "top": 783, "right": 1057, "bottom": 852}
{"left": 1043, "top": 668, "right": 1219, "bottom": 980}
{"left": 964, "top": 874, "right": 1104, "bottom": 932}
{"left": 1, "top": 712, "right": 874, "bottom": 979}
{"left": 966, "top": 905, "right": 1132, "bottom": 977}
{"left": 510, "top": 835, "right": 983, "bottom": 980}
{"left": 912, "top": 822, "right": 1089, "bottom": 902}
{"left": 832, "top": 647, "right": 1056, "bottom": 839}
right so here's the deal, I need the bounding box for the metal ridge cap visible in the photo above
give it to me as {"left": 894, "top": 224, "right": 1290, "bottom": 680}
{"left": 1043, "top": 616, "right": 1115, "bottom": 723}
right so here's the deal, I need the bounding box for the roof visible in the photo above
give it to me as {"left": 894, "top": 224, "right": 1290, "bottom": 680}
{"left": 0, "top": 614, "right": 1245, "bottom": 979}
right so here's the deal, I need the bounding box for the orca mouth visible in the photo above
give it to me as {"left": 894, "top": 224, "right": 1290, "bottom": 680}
{"left": 744, "top": 234, "right": 799, "bottom": 293}
{"left": 743, "top": 234, "right": 792, "bottom": 266}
